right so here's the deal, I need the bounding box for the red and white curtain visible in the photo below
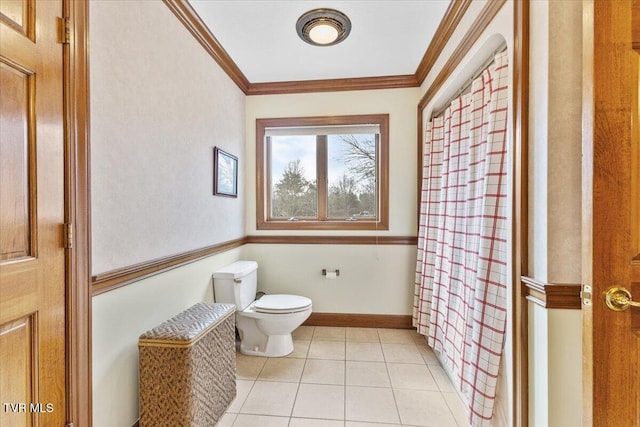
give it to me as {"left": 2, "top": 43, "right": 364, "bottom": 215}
{"left": 413, "top": 50, "right": 509, "bottom": 427}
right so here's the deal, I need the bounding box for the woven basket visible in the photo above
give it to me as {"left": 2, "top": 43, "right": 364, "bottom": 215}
{"left": 139, "top": 303, "right": 236, "bottom": 427}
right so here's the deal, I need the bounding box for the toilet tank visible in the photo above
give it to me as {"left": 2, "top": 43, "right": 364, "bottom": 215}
{"left": 212, "top": 260, "right": 258, "bottom": 311}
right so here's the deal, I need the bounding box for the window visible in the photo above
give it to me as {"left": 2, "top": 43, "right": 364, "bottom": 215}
{"left": 256, "top": 114, "right": 389, "bottom": 230}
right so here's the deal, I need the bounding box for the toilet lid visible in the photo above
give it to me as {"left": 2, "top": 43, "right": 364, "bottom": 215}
{"left": 254, "top": 294, "right": 312, "bottom": 314}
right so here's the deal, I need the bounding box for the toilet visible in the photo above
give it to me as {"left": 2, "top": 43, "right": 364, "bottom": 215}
{"left": 212, "top": 260, "right": 312, "bottom": 357}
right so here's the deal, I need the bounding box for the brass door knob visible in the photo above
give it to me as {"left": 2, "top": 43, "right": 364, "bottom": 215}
{"left": 605, "top": 287, "right": 640, "bottom": 311}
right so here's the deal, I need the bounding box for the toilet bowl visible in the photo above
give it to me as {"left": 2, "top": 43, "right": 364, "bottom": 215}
{"left": 236, "top": 294, "right": 312, "bottom": 357}
{"left": 212, "top": 261, "right": 312, "bottom": 357}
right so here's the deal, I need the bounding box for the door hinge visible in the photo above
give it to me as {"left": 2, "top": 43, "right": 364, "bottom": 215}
{"left": 581, "top": 284, "right": 592, "bottom": 306}
{"left": 57, "top": 16, "right": 70, "bottom": 44}
{"left": 64, "top": 222, "right": 73, "bottom": 249}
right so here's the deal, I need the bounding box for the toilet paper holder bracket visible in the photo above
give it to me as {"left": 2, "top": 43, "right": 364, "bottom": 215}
{"left": 321, "top": 269, "right": 340, "bottom": 277}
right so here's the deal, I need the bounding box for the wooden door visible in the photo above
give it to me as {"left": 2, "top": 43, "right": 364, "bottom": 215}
{"left": 583, "top": 0, "right": 639, "bottom": 426}
{"left": 0, "top": 0, "right": 67, "bottom": 426}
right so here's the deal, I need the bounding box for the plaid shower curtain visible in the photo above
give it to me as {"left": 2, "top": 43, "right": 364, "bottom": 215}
{"left": 413, "top": 50, "right": 509, "bottom": 427}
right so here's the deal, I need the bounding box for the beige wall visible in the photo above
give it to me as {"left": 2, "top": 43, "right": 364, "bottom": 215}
{"left": 89, "top": 1, "right": 246, "bottom": 426}
{"left": 529, "top": 0, "right": 583, "bottom": 285}
{"left": 245, "top": 88, "right": 420, "bottom": 237}
{"left": 244, "top": 88, "right": 419, "bottom": 315}
{"left": 527, "top": 1, "right": 583, "bottom": 426}
{"left": 90, "top": 0, "right": 245, "bottom": 275}
{"left": 242, "top": 244, "right": 417, "bottom": 315}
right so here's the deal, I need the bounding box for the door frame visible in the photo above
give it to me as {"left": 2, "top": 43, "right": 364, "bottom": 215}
{"left": 64, "top": 0, "right": 92, "bottom": 425}
{"left": 513, "top": 0, "right": 529, "bottom": 426}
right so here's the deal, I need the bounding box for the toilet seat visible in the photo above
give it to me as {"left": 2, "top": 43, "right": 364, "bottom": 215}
{"left": 253, "top": 294, "right": 312, "bottom": 314}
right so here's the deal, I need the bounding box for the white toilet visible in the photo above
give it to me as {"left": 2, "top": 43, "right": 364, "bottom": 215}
{"left": 212, "top": 260, "right": 312, "bottom": 357}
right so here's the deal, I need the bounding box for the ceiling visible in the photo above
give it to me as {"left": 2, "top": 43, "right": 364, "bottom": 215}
{"left": 189, "top": 1, "right": 451, "bottom": 84}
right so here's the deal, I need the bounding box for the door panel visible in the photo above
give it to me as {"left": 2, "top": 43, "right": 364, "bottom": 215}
{"left": 0, "top": 0, "right": 35, "bottom": 41}
{"left": 0, "top": 59, "right": 35, "bottom": 262}
{"left": 585, "top": 0, "right": 639, "bottom": 426}
{"left": 0, "top": 0, "right": 66, "bottom": 426}
{"left": 0, "top": 316, "right": 35, "bottom": 427}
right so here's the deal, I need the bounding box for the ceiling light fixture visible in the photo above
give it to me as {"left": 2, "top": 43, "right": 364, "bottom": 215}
{"left": 296, "top": 8, "right": 351, "bottom": 47}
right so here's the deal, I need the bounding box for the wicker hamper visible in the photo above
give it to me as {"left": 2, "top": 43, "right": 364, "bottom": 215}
{"left": 138, "top": 303, "right": 236, "bottom": 427}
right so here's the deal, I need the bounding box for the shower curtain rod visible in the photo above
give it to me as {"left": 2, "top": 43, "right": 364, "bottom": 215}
{"left": 431, "top": 42, "right": 508, "bottom": 120}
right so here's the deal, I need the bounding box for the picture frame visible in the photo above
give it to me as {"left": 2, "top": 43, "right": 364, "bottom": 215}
{"left": 213, "top": 147, "right": 238, "bottom": 197}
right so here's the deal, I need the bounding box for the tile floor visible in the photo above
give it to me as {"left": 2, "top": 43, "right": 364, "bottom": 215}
{"left": 216, "top": 326, "right": 470, "bottom": 427}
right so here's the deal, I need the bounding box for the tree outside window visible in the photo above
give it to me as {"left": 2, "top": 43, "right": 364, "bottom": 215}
{"left": 257, "top": 115, "right": 389, "bottom": 231}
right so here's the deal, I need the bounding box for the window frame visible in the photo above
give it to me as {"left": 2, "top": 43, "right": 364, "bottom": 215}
{"left": 256, "top": 114, "right": 389, "bottom": 230}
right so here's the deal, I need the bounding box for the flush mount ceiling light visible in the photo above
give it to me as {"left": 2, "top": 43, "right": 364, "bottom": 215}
{"left": 296, "top": 8, "right": 351, "bottom": 46}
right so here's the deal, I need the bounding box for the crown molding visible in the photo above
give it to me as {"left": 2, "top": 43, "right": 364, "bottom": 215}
{"left": 162, "top": 0, "right": 251, "bottom": 94}
{"left": 415, "top": 0, "right": 473, "bottom": 85}
{"left": 418, "top": 0, "right": 507, "bottom": 111}
{"left": 247, "top": 75, "right": 419, "bottom": 96}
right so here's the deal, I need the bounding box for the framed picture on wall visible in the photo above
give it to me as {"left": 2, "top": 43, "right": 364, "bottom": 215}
{"left": 213, "top": 147, "right": 238, "bottom": 197}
